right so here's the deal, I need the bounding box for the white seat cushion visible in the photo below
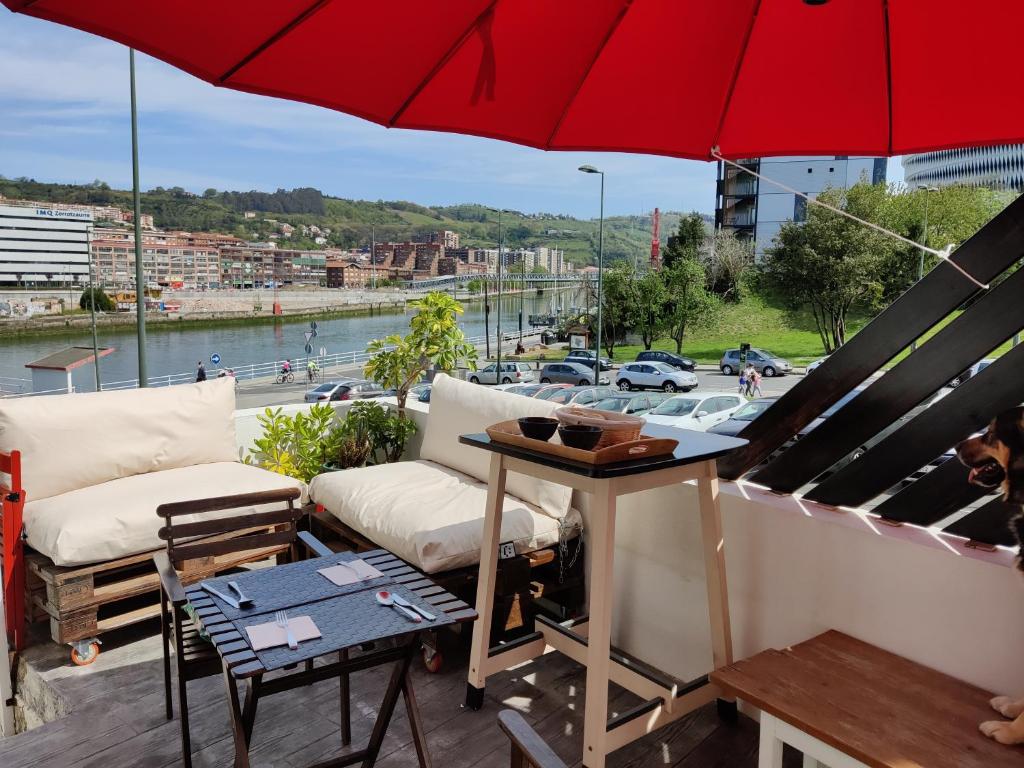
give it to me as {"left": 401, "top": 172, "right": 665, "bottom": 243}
{"left": 23, "top": 462, "right": 305, "bottom": 566}
{"left": 309, "top": 460, "right": 581, "bottom": 574}
{"left": 0, "top": 378, "right": 238, "bottom": 502}
{"left": 418, "top": 374, "right": 572, "bottom": 520}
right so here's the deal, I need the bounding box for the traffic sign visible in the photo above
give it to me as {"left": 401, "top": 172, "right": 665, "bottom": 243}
{"left": 304, "top": 342, "right": 313, "bottom": 354}
{"left": 210, "top": 353, "right": 221, "bottom": 365}
{"left": 304, "top": 330, "right": 314, "bottom": 343}
{"left": 319, "top": 346, "right": 327, "bottom": 357}
{"left": 311, "top": 321, "right": 318, "bottom": 330}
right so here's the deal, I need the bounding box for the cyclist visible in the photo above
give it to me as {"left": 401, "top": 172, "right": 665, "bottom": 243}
{"left": 306, "top": 359, "right": 320, "bottom": 382}
{"left": 281, "top": 359, "right": 292, "bottom": 376}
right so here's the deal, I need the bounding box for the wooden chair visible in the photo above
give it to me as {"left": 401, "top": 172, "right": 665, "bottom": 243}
{"left": 498, "top": 710, "right": 569, "bottom": 768}
{"left": 155, "top": 487, "right": 338, "bottom": 768}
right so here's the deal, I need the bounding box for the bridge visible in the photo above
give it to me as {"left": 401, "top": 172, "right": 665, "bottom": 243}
{"left": 404, "top": 272, "right": 589, "bottom": 289}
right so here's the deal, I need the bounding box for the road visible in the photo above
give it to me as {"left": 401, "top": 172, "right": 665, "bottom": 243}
{"left": 235, "top": 364, "right": 804, "bottom": 409}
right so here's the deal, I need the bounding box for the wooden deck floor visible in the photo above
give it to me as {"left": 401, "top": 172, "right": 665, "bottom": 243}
{"left": 1, "top": 623, "right": 801, "bottom": 768}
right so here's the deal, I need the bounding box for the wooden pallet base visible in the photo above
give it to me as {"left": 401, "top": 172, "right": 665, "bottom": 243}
{"left": 25, "top": 525, "right": 290, "bottom": 646}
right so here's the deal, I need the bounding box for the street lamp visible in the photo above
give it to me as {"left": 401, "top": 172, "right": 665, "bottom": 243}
{"left": 910, "top": 185, "right": 939, "bottom": 351}
{"left": 488, "top": 208, "right": 513, "bottom": 374}
{"left": 578, "top": 164, "right": 605, "bottom": 383}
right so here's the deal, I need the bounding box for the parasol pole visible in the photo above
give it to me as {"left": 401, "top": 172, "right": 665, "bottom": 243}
{"left": 130, "top": 48, "right": 148, "bottom": 387}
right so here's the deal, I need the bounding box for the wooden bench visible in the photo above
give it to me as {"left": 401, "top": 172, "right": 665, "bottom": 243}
{"left": 711, "top": 630, "right": 1024, "bottom": 768}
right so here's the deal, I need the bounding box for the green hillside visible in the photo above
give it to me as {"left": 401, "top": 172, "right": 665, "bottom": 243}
{"left": 0, "top": 176, "right": 707, "bottom": 268}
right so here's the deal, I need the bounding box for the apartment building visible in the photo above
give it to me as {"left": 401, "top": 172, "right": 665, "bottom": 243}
{"left": 91, "top": 234, "right": 220, "bottom": 289}
{"left": 325, "top": 260, "right": 369, "bottom": 288}
{"left": 220, "top": 245, "right": 326, "bottom": 288}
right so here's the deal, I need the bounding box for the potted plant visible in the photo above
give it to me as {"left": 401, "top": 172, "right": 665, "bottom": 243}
{"left": 363, "top": 291, "right": 477, "bottom": 417}
{"left": 245, "top": 403, "right": 338, "bottom": 482}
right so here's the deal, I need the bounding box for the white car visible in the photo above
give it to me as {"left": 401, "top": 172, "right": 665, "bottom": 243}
{"left": 643, "top": 391, "right": 745, "bottom": 432}
{"left": 805, "top": 356, "right": 828, "bottom": 374}
{"left": 615, "top": 361, "right": 698, "bottom": 393}
{"left": 469, "top": 362, "right": 535, "bottom": 385}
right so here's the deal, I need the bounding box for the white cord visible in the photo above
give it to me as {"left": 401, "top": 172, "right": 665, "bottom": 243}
{"left": 710, "top": 148, "right": 989, "bottom": 290}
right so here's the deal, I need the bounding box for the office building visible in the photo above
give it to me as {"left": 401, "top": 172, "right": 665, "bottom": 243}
{"left": 0, "top": 204, "right": 92, "bottom": 287}
{"left": 716, "top": 156, "right": 887, "bottom": 258}
{"left": 903, "top": 145, "right": 1024, "bottom": 190}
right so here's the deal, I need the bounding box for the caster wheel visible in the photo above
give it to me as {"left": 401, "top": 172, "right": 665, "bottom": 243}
{"left": 71, "top": 641, "right": 100, "bottom": 666}
{"left": 422, "top": 647, "right": 443, "bottom": 673}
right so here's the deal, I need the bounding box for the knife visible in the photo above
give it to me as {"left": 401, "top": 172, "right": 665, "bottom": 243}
{"left": 392, "top": 593, "right": 436, "bottom": 621}
{"left": 202, "top": 582, "right": 240, "bottom": 609}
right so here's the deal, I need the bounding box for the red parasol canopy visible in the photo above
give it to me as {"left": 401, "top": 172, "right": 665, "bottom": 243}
{"left": 3, "top": 0, "right": 1020, "bottom": 160}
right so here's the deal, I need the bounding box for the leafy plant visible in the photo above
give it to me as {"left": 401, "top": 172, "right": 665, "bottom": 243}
{"left": 363, "top": 291, "right": 477, "bottom": 415}
{"left": 346, "top": 400, "right": 418, "bottom": 464}
{"left": 245, "top": 404, "right": 337, "bottom": 483}
{"left": 79, "top": 286, "right": 113, "bottom": 312}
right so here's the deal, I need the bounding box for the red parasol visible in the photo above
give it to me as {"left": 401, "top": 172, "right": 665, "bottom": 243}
{"left": 2, "top": 0, "right": 1020, "bottom": 160}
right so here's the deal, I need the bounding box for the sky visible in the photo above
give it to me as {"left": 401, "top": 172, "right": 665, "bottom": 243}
{"left": 0, "top": 10, "right": 905, "bottom": 220}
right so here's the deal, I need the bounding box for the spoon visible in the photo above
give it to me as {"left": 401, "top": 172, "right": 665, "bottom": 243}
{"left": 376, "top": 590, "right": 421, "bottom": 622}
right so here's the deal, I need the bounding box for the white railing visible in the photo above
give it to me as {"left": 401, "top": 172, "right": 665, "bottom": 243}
{"left": 2, "top": 329, "right": 547, "bottom": 397}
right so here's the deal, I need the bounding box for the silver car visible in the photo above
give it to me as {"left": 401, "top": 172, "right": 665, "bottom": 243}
{"left": 615, "top": 361, "right": 698, "bottom": 392}
{"left": 538, "top": 361, "right": 611, "bottom": 386}
{"left": 536, "top": 385, "right": 618, "bottom": 407}
{"left": 304, "top": 379, "right": 383, "bottom": 403}
{"left": 719, "top": 348, "right": 792, "bottom": 377}
{"left": 469, "top": 361, "right": 535, "bottom": 385}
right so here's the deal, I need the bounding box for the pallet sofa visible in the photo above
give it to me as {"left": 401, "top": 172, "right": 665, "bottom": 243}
{"left": 308, "top": 373, "right": 585, "bottom": 648}
{"left": 0, "top": 378, "right": 303, "bottom": 661}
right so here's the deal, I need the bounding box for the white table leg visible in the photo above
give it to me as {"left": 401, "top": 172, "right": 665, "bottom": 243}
{"left": 582, "top": 481, "right": 616, "bottom": 768}
{"left": 466, "top": 453, "right": 507, "bottom": 704}
{"left": 759, "top": 712, "right": 785, "bottom": 768}
{"left": 698, "top": 461, "right": 733, "bottom": 671}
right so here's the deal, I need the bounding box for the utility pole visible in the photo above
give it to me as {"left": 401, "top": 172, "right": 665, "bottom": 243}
{"left": 130, "top": 49, "right": 147, "bottom": 386}
{"left": 371, "top": 225, "right": 376, "bottom": 290}
{"left": 496, "top": 209, "right": 504, "bottom": 373}
{"left": 910, "top": 185, "right": 938, "bottom": 352}
{"left": 87, "top": 225, "right": 102, "bottom": 391}
{"left": 578, "top": 165, "right": 605, "bottom": 383}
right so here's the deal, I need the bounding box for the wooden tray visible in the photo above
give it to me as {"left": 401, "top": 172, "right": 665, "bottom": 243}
{"left": 486, "top": 420, "right": 678, "bottom": 465}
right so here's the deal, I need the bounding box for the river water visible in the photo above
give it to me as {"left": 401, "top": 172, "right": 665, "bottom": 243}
{"left": 0, "top": 291, "right": 574, "bottom": 392}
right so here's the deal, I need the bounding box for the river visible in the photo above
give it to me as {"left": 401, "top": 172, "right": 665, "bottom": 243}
{"left": 0, "top": 290, "right": 577, "bottom": 392}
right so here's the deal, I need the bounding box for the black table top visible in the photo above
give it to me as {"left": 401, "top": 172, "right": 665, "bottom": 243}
{"left": 459, "top": 422, "right": 747, "bottom": 478}
{"left": 187, "top": 548, "right": 476, "bottom": 679}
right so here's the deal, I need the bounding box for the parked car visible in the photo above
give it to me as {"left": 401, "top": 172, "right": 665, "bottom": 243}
{"left": 539, "top": 361, "right": 611, "bottom": 386}
{"left": 536, "top": 385, "right": 618, "bottom": 407}
{"left": 496, "top": 382, "right": 546, "bottom": 397}
{"left": 643, "top": 391, "right": 745, "bottom": 431}
{"left": 469, "top": 361, "right": 535, "bottom": 385}
{"left": 805, "top": 356, "right": 828, "bottom": 375}
{"left": 564, "top": 349, "right": 613, "bottom": 371}
{"left": 948, "top": 358, "right": 994, "bottom": 388}
{"left": 708, "top": 397, "right": 780, "bottom": 436}
{"left": 719, "top": 348, "right": 792, "bottom": 377}
{"left": 304, "top": 379, "right": 384, "bottom": 403}
{"left": 615, "top": 361, "right": 698, "bottom": 393}
{"left": 591, "top": 392, "right": 670, "bottom": 416}
{"left": 533, "top": 383, "right": 574, "bottom": 400}
{"left": 635, "top": 350, "right": 696, "bottom": 371}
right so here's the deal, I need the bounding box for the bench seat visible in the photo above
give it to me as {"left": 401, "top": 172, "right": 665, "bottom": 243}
{"left": 24, "top": 462, "right": 305, "bottom": 566}
{"left": 309, "top": 459, "right": 580, "bottom": 574}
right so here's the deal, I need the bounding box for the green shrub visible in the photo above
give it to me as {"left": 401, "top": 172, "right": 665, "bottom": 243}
{"left": 79, "top": 287, "right": 113, "bottom": 312}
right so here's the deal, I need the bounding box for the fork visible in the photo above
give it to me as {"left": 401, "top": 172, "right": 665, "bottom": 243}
{"left": 276, "top": 610, "right": 298, "bottom": 650}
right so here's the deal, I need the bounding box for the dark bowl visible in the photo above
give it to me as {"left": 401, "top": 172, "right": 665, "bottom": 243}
{"left": 518, "top": 416, "right": 559, "bottom": 441}
{"left": 558, "top": 424, "right": 603, "bottom": 451}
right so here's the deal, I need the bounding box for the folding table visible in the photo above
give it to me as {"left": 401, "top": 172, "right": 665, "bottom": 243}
{"left": 460, "top": 426, "right": 746, "bottom": 768}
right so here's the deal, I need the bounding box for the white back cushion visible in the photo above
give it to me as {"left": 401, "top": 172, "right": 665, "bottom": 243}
{"left": 418, "top": 374, "right": 572, "bottom": 519}
{"left": 0, "top": 378, "right": 238, "bottom": 502}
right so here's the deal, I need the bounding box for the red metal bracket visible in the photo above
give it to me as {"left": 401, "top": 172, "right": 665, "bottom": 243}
{"left": 1, "top": 450, "right": 26, "bottom": 652}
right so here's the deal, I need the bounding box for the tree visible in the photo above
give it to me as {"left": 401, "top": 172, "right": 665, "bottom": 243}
{"left": 663, "top": 257, "right": 718, "bottom": 354}
{"left": 662, "top": 213, "right": 706, "bottom": 268}
{"left": 633, "top": 269, "right": 669, "bottom": 349}
{"left": 363, "top": 292, "right": 477, "bottom": 415}
{"left": 761, "top": 183, "right": 891, "bottom": 352}
{"left": 79, "top": 287, "right": 113, "bottom": 312}
{"left": 598, "top": 265, "right": 641, "bottom": 358}
{"left": 702, "top": 230, "right": 754, "bottom": 302}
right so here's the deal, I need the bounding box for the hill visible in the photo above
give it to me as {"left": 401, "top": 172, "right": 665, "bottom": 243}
{"left": 0, "top": 176, "right": 709, "bottom": 267}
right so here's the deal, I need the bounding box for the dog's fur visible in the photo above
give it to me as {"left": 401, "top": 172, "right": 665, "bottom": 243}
{"left": 956, "top": 406, "right": 1024, "bottom": 745}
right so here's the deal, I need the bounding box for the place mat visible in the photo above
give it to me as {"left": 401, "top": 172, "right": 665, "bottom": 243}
{"left": 318, "top": 558, "right": 384, "bottom": 586}
{"left": 245, "top": 615, "right": 322, "bottom": 651}
{"left": 198, "top": 551, "right": 391, "bottom": 621}
{"left": 233, "top": 583, "right": 454, "bottom": 672}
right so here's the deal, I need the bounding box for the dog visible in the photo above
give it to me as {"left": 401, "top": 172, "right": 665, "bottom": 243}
{"left": 956, "top": 406, "right": 1024, "bottom": 745}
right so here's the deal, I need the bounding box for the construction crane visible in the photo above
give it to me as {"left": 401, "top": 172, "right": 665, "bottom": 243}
{"left": 650, "top": 207, "right": 661, "bottom": 270}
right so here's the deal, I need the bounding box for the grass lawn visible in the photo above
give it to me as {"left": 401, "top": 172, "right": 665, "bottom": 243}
{"left": 521, "top": 294, "right": 873, "bottom": 367}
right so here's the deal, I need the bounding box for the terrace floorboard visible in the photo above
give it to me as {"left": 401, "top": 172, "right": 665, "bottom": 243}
{"left": 1, "top": 622, "right": 803, "bottom": 767}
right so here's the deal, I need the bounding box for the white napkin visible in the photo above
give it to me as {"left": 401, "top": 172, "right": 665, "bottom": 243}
{"left": 317, "top": 558, "right": 385, "bottom": 586}
{"left": 245, "top": 615, "right": 321, "bottom": 651}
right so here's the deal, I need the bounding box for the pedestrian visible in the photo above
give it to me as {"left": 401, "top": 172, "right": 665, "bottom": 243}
{"left": 744, "top": 364, "right": 756, "bottom": 396}
{"left": 751, "top": 368, "right": 763, "bottom": 397}
{"left": 195, "top": 361, "right": 206, "bottom": 382}
{"left": 737, "top": 366, "right": 747, "bottom": 395}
